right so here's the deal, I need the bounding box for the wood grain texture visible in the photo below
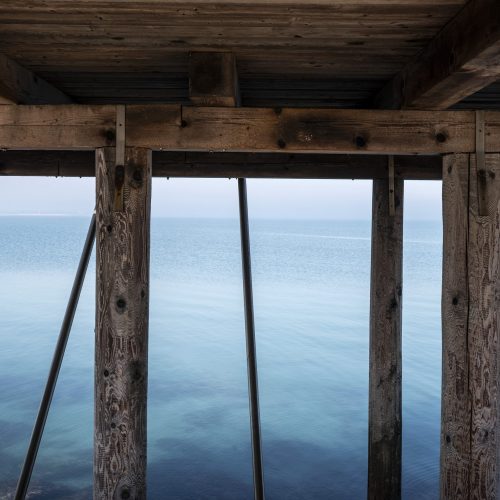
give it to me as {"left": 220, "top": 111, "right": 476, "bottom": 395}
{"left": 126, "top": 105, "right": 483, "bottom": 154}
{"left": 441, "top": 153, "right": 471, "bottom": 499}
{"left": 0, "top": 105, "right": 499, "bottom": 154}
{"left": 189, "top": 52, "right": 239, "bottom": 107}
{"left": 368, "top": 177, "right": 403, "bottom": 500}
{"left": 0, "top": 1, "right": 468, "bottom": 108}
{"left": 0, "top": 104, "right": 116, "bottom": 149}
{"left": 468, "top": 153, "right": 500, "bottom": 500}
{"left": 374, "top": 0, "right": 500, "bottom": 110}
{"left": 95, "top": 147, "right": 152, "bottom": 500}
{"left": 441, "top": 153, "right": 500, "bottom": 499}
{"left": 0, "top": 51, "right": 71, "bottom": 104}
{"left": 0, "top": 150, "right": 442, "bottom": 179}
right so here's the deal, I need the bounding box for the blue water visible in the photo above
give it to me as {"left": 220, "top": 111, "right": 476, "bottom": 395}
{"left": 0, "top": 216, "right": 442, "bottom": 499}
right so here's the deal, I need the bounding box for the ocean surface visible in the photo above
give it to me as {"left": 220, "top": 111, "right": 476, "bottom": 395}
{"left": 0, "top": 216, "right": 442, "bottom": 499}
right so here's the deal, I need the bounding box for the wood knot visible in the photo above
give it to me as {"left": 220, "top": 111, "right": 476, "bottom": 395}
{"left": 277, "top": 138, "right": 286, "bottom": 149}
{"left": 452, "top": 296, "right": 459, "bottom": 306}
{"left": 180, "top": 119, "right": 188, "bottom": 128}
{"left": 116, "top": 298, "right": 126, "bottom": 312}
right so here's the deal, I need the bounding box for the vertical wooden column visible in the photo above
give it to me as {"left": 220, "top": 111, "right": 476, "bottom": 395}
{"left": 368, "top": 177, "right": 404, "bottom": 500}
{"left": 94, "top": 147, "right": 152, "bottom": 500}
{"left": 441, "top": 153, "right": 500, "bottom": 500}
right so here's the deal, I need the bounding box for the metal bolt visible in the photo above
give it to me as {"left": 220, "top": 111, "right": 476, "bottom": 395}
{"left": 355, "top": 135, "right": 366, "bottom": 148}
{"left": 133, "top": 169, "right": 142, "bottom": 182}
{"left": 436, "top": 132, "right": 447, "bottom": 143}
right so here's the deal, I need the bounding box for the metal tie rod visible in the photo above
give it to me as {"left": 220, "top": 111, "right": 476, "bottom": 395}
{"left": 15, "top": 212, "right": 96, "bottom": 500}
{"left": 238, "top": 178, "right": 265, "bottom": 500}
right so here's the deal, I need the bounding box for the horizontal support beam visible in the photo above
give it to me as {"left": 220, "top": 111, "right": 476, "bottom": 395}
{"left": 0, "top": 105, "right": 498, "bottom": 155}
{"left": 0, "top": 151, "right": 442, "bottom": 180}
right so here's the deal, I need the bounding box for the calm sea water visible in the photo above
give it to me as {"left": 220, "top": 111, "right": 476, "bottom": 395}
{"left": 0, "top": 216, "right": 442, "bottom": 499}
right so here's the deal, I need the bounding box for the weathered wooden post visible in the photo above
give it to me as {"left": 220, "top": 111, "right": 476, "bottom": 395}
{"left": 368, "top": 170, "right": 404, "bottom": 500}
{"left": 94, "top": 146, "right": 152, "bottom": 500}
{"left": 441, "top": 152, "right": 500, "bottom": 500}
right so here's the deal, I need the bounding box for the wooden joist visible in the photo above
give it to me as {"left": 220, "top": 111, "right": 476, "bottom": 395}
{"left": 441, "top": 153, "right": 500, "bottom": 499}
{"left": 189, "top": 52, "right": 240, "bottom": 107}
{"left": 0, "top": 52, "right": 72, "bottom": 104}
{"left": 375, "top": 0, "right": 500, "bottom": 110}
{"left": 0, "top": 104, "right": 500, "bottom": 154}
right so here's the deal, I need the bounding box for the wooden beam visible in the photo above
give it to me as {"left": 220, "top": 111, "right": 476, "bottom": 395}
{"left": 0, "top": 105, "right": 116, "bottom": 149}
{"left": 441, "top": 153, "right": 500, "bottom": 499}
{"left": 189, "top": 52, "right": 239, "bottom": 107}
{"left": 127, "top": 106, "right": 483, "bottom": 154}
{"left": 95, "top": 147, "right": 152, "bottom": 500}
{"left": 0, "top": 105, "right": 499, "bottom": 154}
{"left": 375, "top": 0, "right": 500, "bottom": 110}
{"left": 368, "top": 176, "right": 403, "bottom": 499}
{"left": 0, "top": 151, "right": 442, "bottom": 179}
{"left": 0, "top": 52, "right": 71, "bottom": 104}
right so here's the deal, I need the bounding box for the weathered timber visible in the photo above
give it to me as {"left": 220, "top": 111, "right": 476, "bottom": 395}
{"left": 368, "top": 177, "right": 403, "bottom": 500}
{"left": 95, "top": 147, "right": 152, "bottom": 500}
{"left": 0, "top": 105, "right": 499, "bottom": 153}
{"left": 375, "top": 0, "right": 500, "bottom": 110}
{"left": 189, "top": 52, "right": 239, "bottom": 107}
{"left": 0, "top": 105, "right": 116, "bottom": 150}
{"left": 0, "top": 151, "right": 443, "bottom": 179}
{"left": 127, "top": 106, "right": 482, "bottom": 154}
{"left": 0, "top": 1, "right": 464, "bottom": 112}
{"left": 441, "top": 153, "right": 500, "bottom": 499}
{"left": 441, "top": 153, "right": 470, "bottom": 499}
{"left": 0, "top": 52, "right": 72, "bottom": 104}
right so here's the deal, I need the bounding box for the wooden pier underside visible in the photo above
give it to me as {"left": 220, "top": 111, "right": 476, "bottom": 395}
{"left": 2, "top": 1, "right": 500, "bottom": 499}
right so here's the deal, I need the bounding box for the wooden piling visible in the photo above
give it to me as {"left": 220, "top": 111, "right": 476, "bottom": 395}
{"left": 441, "top": 153, "right": 500, "bottom": 500}
{"left": 94, "top": 147, "right": 152, "bottom": 500}
{"left": 368, "top": 177, "right": 404, "bottom": 500}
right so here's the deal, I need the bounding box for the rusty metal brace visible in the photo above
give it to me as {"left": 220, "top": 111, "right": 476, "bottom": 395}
{"left": 114, "top": 105, "right": 126, "bottom": 211}
{"left": 388, "top": 155, "right": 395, "bottom": 216}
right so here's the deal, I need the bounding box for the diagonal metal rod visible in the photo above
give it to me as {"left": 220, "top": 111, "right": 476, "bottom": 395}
{"left": 14, "top": 212, "right": 96, "bottom": 500}
{"left": 238, "top": 178, "right": 265, "bottom": 500}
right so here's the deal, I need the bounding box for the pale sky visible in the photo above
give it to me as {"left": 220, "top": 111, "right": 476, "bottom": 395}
{"left": 0, "top": 177, "right": 442, "bottom": 220}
